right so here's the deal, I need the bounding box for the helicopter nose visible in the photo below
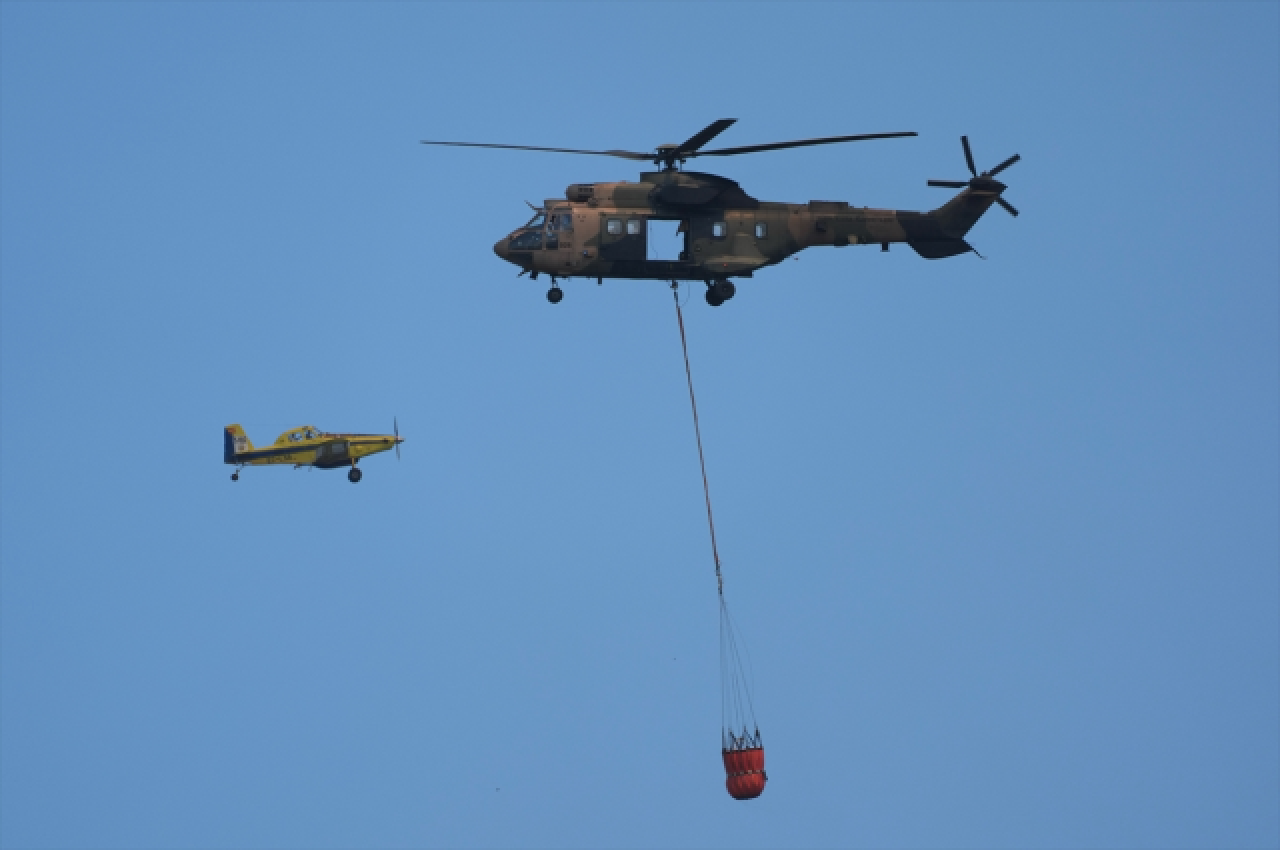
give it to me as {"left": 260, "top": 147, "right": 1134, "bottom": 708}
{"left": 493, "top": 238, "right": 509, "bottom": 261}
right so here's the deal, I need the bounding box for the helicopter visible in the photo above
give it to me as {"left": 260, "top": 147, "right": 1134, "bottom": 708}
{"left": 422, "top": 120, "right": 1019, "bottom": 306}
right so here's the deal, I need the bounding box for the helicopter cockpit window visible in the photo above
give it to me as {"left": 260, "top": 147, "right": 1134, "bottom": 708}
{"left": 510, "top": 229, "right": 543, "bottom": 250}
{"left": 526, "top": 212, "right": 547, "bottom": 229}
{"left": 626, "top": 219, "right": 642, "bottom": 235}
{"left": 606, "top": 218, "right": 622, "bottom": 236}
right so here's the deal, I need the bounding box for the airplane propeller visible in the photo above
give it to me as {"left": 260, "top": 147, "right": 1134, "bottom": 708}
{"left": 423, "top": 120, "right": 917, "bottom": 171}
{"left": 928, "top": 136, "right": 1021, "bottom": 217}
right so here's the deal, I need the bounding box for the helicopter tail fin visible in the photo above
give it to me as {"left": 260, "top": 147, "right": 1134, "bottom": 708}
{"left": 929, "top": 189, "right": 1000, "bottom": 240}
{"left": 905, "top": 189, "right": 1000, "bottom": 260}
{"left": 224, "top": 425, "right": 254, "bottom": 462}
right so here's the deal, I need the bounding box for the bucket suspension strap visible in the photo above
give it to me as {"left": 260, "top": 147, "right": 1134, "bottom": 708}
{"left": 672, "top": 284, "right": 723, "bottom": 597}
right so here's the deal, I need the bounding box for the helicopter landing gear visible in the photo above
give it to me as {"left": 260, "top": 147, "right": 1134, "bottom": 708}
{"left": 348, "top": 465, "right": 362, "bottom": 483}
{"left": 547, "top": 282, "right": 563, "bottom": 304}
{"left": 231, "top": 472, "right": 239, "bottom": 481}
{"left": 704, "top": 280, "right": 735, "bottom": 307}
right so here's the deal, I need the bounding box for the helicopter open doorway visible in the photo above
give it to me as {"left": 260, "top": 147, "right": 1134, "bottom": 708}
{"left": 647, "top": 219, "right": 685, "bottom": 262}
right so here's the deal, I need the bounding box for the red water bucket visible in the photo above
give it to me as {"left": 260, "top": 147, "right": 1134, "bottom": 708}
{"left": 722, "top": 745, "right": 766, "bottom": 800}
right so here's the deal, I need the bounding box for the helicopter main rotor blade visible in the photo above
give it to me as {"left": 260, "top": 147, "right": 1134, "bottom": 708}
{"left": 996, "top": 197, "right": 1020, "bottom": 217}
{"left": 988, "top": 153, "right": 1021, "bottom": 177}
{"left": 694, "top": 131, "right": 917, "bottom": 158}
{"left": 675, "top": 119, "right": 737, "bottom": 156}
{"left": 420, "top": 140, "right": 651, "bottom": 160}
{"left": 961, "top": 136, "right": 977, "bottom": 177}
{"left": 394, "top": 416, "right": 401, "bottom": 460}
{"left": 928, "top": 179, "right": 970, "bottom": 188}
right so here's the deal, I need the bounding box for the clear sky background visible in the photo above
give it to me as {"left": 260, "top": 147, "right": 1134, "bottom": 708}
{"left": 2, "top": 3, "right": 1277, "bottom": 848}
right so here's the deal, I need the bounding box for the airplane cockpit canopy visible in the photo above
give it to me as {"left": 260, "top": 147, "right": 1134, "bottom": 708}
{"left": 278, "top": 425, "right": 323, "bottom": 444}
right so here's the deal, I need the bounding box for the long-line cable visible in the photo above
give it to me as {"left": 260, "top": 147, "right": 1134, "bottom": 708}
{"left": 672, "top": 284, "right": 724, "bottom": 598}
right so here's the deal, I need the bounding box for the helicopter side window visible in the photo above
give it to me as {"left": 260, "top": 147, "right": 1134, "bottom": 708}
{"left": 755, "top": 222, "right": 768, "bottom": 239}
{"left": 527, "top": 212, "right": 546, "bottom": 228}
{"left": 626, "top": 219, "right": 642, "bottom": 236}
{"left": 712, "top": 221, "right": 727, "bottom": 239}
{"left": 606, "top": 218, "right": 622, "bottom": 236}
{"left": 549, "top": 212, "right": 573, "bottom": 231}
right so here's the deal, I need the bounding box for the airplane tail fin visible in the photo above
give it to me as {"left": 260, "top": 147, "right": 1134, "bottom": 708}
{"left": 224, "top": 425, "right": 254, "bottom": 463}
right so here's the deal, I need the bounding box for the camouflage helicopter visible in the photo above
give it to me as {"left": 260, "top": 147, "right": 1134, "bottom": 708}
{"left": 422, "top": 120, "right": 1019, "bottom": 306}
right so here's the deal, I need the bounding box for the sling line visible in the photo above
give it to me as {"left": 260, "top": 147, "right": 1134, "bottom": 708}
{"left": 672, "top": 285, "right": 723, "bottom": 597}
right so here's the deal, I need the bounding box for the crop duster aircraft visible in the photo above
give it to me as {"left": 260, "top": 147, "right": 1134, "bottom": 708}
{"left": 224, "top": 423, "right": 403, "bottom": 483}
{"left": 423, "top": 121, "right": 1020, "bottom": 306}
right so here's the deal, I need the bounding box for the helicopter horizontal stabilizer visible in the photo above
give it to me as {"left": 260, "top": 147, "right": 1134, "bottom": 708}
{"left": 907, "top": 239, "right": 973, "bottom": 260}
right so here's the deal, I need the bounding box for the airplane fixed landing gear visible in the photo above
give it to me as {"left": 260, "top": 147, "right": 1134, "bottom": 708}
{"left": 704, "top": 279, "right": 736, "bottom": 307}
{"left": 348, "top": 466, "right": 363, "bottom": 483}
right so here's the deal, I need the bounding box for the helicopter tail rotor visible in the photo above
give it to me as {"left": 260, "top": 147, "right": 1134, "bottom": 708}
{"left": 928, "top": 136, "right": 1021, "bottom": 217}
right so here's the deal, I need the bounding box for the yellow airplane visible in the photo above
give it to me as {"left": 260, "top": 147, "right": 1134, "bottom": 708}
{"left": 224, "top": 422, "right": 403, "bottom": 483}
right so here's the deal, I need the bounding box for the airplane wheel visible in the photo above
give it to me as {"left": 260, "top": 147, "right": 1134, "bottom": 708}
{"left": 348, "top": 467, "right": 363, "bottom": 483}
{"left": 231, "top": 472, "right": 239, "bottom": 481}
{"left": 547, "top": 287, "right": 563, "bottom": 304}
{"left": 705, "top": 288, "right": 725, "bottom": 307}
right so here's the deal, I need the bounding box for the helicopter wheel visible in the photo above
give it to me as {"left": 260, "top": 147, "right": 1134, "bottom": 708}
{"left": 348, "top": 467, "right": 363, "bottom": 483}
{"left": 231, "top": 472, "right": 239, "bottom": 481}
{"left": 547, "top": 286, "right": 563, "bottom": 304}
{"left": 705, "top": 280, "right": 735, "bottom": 307}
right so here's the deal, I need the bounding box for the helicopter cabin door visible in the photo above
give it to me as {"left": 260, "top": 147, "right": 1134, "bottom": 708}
{"left": 599, "top": 214, "right": 646, "bottom": 273}
{"left": 544, "top": 209, "right": 575, "bottom": 274}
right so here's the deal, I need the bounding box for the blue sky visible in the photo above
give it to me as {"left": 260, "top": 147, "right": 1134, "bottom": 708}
{"left": 2, "top": 3, "right": 1277, "bottom": 848}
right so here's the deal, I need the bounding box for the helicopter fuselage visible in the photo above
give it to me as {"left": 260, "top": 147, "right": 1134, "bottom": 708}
{"left": 493, "top": 169, "right": 1003, "bottom": 285}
